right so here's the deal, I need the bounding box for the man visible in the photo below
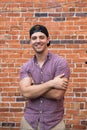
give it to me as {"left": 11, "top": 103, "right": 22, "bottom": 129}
{"left": 20, "top": 24, "right": 70, "bottom": 130}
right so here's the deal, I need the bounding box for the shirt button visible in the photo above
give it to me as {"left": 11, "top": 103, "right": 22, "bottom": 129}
{"left": 40, "top": 111, "right": 42, "bottom": 114}
{"left": 40, "top": 100, "right": 43, "bottom": 103}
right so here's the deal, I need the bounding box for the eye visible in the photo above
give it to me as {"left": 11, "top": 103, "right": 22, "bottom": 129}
{"left": 39, "top": 35, "right": 45, "bottom": 39}
{"left": 31, "top": 36, "right": 37, "bottom": 40}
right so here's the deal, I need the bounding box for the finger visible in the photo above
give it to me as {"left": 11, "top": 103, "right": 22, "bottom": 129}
{"left": 63, "top": 79, "right": 68, "bottom": 83}
{"left": 58, "top": 73, "right": 65, "bottom": 78}
{"left": 64, "top": 83, "right": 68, "bottom": 87}
{"left": 63, "top": 84, "right": 68, "bottom": 90}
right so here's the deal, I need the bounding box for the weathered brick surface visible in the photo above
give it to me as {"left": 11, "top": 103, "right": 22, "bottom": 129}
{"left": 0, "top": 0, "right": 87, "bottom": 129}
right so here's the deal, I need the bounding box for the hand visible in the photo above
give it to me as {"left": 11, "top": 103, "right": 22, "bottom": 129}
{"left": 30, "top": 77, "right": 34, "bottom": 85}
{"left": 28, "top": 73, "right": 34, "bottom": 85}
{"left": 52, "top": 74, "right": 68, "bottom": 90}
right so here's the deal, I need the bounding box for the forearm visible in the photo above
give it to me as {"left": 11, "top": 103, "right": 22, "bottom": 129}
{"left": 20, "top": 78, "right": 53, "bottom": 99}
{"left": 43, "top": 89, "right": 65, "bottom": 100}
{"left": 20, "top": 74, "right": 68, "bottom": 99}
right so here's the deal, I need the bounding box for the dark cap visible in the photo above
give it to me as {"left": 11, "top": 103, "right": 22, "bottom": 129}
{"left": 29, "top": 24, "right": 50, "bottom": 46}
{"left": 30, "top": 24, "right": 49, "bottom": 37}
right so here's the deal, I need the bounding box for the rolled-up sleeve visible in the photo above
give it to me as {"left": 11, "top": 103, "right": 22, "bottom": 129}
{"left": 20, "top": 63, "right": 29, "bottom": 80}
{"left": 55, "top": 58, "right": 70, "bottom": 79}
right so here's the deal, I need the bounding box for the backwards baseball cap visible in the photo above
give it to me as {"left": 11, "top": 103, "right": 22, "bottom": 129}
{"left": 29, "top": 24, "right": 50, "bottom": 46}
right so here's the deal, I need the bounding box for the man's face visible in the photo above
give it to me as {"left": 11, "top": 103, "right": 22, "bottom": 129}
{"left": 30, "top": 32, "right": 49, "bottom": 54}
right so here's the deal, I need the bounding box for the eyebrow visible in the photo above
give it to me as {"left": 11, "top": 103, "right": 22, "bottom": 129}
{"left": 31, "top": 34, "right": 46, "bottom": 38}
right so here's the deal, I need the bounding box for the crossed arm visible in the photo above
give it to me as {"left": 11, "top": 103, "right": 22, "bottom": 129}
{"left": 20, "top": 74, "right": 69, "bottom": 100}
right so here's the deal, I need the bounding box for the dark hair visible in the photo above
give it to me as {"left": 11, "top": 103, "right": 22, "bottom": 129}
{"left": 29, "top": 24, "right": 50, "bottom": 46}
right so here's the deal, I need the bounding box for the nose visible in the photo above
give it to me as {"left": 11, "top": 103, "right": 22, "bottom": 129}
{"left": 36, "top": 38, "right": 40, "bottom": 42}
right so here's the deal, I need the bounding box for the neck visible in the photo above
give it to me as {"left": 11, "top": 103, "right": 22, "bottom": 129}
{"left": 36, "top": 49, "right": 48, "bottom": 62}
{"left": 35, "top": 49, "right": 48, "bottom": 68}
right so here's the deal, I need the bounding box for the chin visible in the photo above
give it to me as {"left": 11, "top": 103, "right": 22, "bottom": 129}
{"left": 33, "top": 46, "right": 46, "bottom": 53}
{"left": 36, "top": 50, "right": 44, "bottom": 53}
{"left": 33, "top": 47, "right": 43, "bottom": 52}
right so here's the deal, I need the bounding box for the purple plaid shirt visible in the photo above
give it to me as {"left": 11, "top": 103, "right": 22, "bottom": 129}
{"left": 20, "top": 52, "right": 70, "bottom": 130}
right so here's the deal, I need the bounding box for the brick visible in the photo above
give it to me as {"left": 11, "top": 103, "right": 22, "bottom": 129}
{"left": 22, "top": 13, "right": 33, "bottom": 17}
{"left": 76, "top": 13, "right": 87, "bottom": 17}
{"left": 66, "top": 119, "right": 80, "bottom": 124}
{"left": 80, "top": 103, "right": 85, "bottom": 109}
{"left": 2, "top": 97, "right": 15, "bottom": 102}
{"left": 82, "top": 93, "right": 87, "bottom": 97}
{"left": 76, "top": 3, "right": 87, "bottom": 7}
{"left": 75, "top": 93, "right": 81, "bottom": 97}
{"left": 0, "top": 103, "right": 9, "bottom": 107}
{"left": 2, "top": 122, "right": 15, "bottom": 127}
{"left": 73, "top": 88, "right": 86, "bottom": 92}
{"left": 66, "top": 26, "right": 79, "bottom": 30}
{"left": 16, "top": 97, "right": 26, "bottom": 102}
{"left": 53, "top": 17, "right": 65, "bottom": 21}
{"left": 49, "top": 13, "right": 61, "bottom": 17}
{"left": 62, "top": 12, "right": 74, "bottom": 17}
{"left": 10, "top": 103, "right": 24, "bottom": 107}
{"left": 73, "top": 125, "right": 86, "bottom": 129}
{"left": 35, "top": 13, "right": 48, "bottom": 17}
{"left": 0, "top": 128, "right": 13, "bottom": 130}
{"left": 8, "top": 13, "right": 20, "bottom": 17}
{"left": 0, "top": 112, "right": 13, "bottom": 117}
{"left": 80, "top": 110, "right": 87, "bottom": 115}
{"left": 69, "top": 7, "right": 75, "bottom": 12}
{"left": 0, "top": 118, "right": 8, "bottom": 122}
{"left": 73, "top": 98, "right": 86, "bottom": 102}
{"left": 54, "top": 0, "right": 66, "bottom": 2}
{"left": 9, "top": 108, "right": 23, "bottom": 112}
{"left": 81, "top": 121, "right": 87, "bottom": 125}
{"left": 34, "top": 3, "right": 47, "bottom": 8}
{"left": 0, "top": 108, "right": 9, "bottom": 112}
{"left": 9, "top": 117, "right": 21, "bottom": 122}
{"left": 39, "top": 18, "right": 52, "bottom": 22}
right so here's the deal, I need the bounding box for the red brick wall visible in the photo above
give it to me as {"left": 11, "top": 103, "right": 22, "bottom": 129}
{"left": 0, "top": 0, "right": 87, "bottom": 130}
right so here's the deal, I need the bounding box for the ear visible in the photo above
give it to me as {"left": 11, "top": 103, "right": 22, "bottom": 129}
{"left": 47, "top": 37, "right": 50, "bottom": 47}
{"left": 47, "top": 36, "right": 50, "bottom": 43}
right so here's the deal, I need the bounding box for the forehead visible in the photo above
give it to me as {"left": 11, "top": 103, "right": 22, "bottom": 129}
{"left": 31, "top": 32, "right": 46, "bottom": 38}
